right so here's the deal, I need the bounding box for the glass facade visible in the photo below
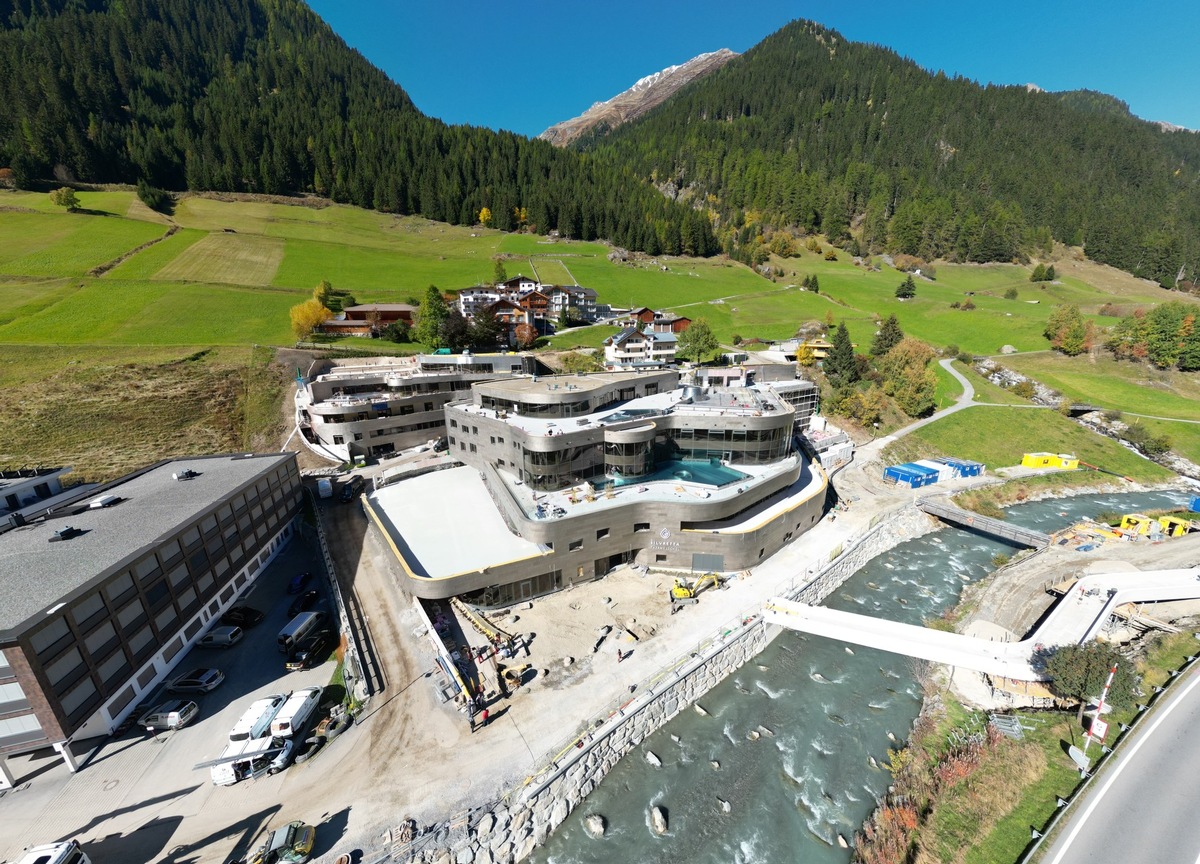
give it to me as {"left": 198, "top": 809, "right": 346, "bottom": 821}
{"left": 604, "top": 440, "right": 653, "bottom": 478}
{"left": 660, "top": 425, "right": 792, "bottom": 464}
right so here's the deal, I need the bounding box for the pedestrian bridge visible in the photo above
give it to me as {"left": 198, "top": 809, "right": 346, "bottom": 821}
{"left": 917, "top": 498, "right": 1052, "bottom": 549}
{"left": 764, "top": 567, "right": 1200, "bottom": 681}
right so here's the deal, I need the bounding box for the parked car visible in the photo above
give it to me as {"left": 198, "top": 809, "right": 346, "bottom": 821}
{"left": 246, "top": 820, "right": 315, "bottom": 864}
{"left": 287, "top": 572, "right": 313, "bottom": 595}
{"left": 338, "top": 475, "right": 364, "bottom": 503}
{"left": 138, "top": 699, "right": 199, "bottom": 731}
{"left": 286, "top": 590, "right": 321, "bottom": 619}
{"left": 285, "top": 630, "right": 335, "bottom": 672}
{"left": 221, "top": 606, "right": 265, "bottom": 628}
{"left": 198, "top": 625, "right": 244, "bottom": 648}
{"left": 166, "top": 668, "right": 225, "bottom": 694}
{"left": 265, "top": 736, "right": 297, "bottom": 776}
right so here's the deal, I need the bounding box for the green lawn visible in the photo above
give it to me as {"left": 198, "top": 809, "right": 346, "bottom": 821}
{"left": 932, "top": 361, "right": 962, "bottom": 410}
{"left": 545, "top": 325, "right": 621, "bottom": 350}
{"left": 0, "top": 278, "right": 297, "bottom": 345}
{"left": 884, "top": 405, "right": 1172, "bottom": 483}
{"left": 1001, "top": 353, "right": 1200, "bottom": 463}
{"left": 106, "top": 229, "right": 207, "bottom": 279}
{"left": 0, "top": 211, "right": 166, "bottom": 277}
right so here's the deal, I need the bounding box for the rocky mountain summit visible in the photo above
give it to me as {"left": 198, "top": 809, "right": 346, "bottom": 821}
{"left": 539, "top": 48, "right": 737, "bottom": 146}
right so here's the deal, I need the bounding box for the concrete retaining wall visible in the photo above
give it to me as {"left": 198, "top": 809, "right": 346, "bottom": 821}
{"left": 391, "top": 504, "right": 935, "bottom": 864}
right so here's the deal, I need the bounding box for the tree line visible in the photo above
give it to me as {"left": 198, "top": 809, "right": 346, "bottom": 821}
{"left": 0, "top": 0, "right": 713, "bottom": 255}
{"left": 582, "top": 20, "right": 1200, "bottom": 287}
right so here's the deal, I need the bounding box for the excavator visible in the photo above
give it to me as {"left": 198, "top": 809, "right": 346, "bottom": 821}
{"left": 668, "top": 573, "right": 725, "bottom": 612}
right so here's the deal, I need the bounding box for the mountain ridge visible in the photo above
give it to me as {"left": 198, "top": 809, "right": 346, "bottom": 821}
{"left": 540, "top": 48, "right": 738, "bottom": 147}
{"left": 581, "top": 20, "right": 1200, "bottom": 287}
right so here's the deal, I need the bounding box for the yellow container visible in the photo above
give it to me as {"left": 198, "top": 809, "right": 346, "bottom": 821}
{"left": 1022, "top": 452, "right": 1055, "bottom": 468}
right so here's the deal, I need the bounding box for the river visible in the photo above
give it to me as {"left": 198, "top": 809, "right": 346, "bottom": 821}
{"left": 532, "top": 488, "right": 1190, "bottom": 864}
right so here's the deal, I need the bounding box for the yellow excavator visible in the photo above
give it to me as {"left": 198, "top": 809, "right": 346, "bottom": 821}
{"left": 669, "top": 573, "right": 724, "bottom": 611}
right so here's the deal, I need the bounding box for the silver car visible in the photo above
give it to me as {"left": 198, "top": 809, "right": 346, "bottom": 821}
{"left": 166, "top": 667, "right": 225, "bottom": 693}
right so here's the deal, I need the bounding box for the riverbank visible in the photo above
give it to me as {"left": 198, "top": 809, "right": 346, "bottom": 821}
{"left": 851, "top": 490, "right": 1200, "bottom": 864}
{"left": 389, "top": 505, "right": 938, "bottom": 864}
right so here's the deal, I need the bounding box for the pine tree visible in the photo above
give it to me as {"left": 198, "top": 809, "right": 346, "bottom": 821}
{"left": 825, "top": 322, "right": 858, "bottom": 386}
{"left": 1030, "top": 263, "right": 1047, "bottom": 282}
{"left": 414, "top": 285, "right": 450, "bottom": 348}
{"left": 895, "top": 275, "right": 916, "bottom": 299}
{"left": 870, "top": 314, "right": 904, "bottom": 356}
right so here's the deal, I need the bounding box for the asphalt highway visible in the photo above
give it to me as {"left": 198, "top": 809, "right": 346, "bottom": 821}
{"left": 1042, "top": 663, "right": 1200, "bottom": 864}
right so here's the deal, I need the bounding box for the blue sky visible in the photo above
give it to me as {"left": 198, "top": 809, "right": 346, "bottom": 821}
{"left": 305, "top": 0, "right": 1200, "bottom": 135}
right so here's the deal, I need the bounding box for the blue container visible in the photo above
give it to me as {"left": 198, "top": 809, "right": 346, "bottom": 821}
{"left": 1190, "top": 496, "right": 1200, "bottom": 514}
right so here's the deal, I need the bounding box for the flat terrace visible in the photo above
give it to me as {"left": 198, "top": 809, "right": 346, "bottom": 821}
{"left": 0, "top": 453, "right": 293, "bottom": 636}
{"left": 368, "top": 466, "right": 545, "bottom": 579}
{"left": 453, "top": 384, "right": 790, "bottom": 440}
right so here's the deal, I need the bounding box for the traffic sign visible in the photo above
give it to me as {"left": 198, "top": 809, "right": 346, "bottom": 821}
{"left": 1090, "top": 717, "right": 1109, "bottom": 741}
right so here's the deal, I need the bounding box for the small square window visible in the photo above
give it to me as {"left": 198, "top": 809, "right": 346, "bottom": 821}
{"left": 451, "top": 419, "right": 458, "bottom": 429}
{"left": 469, "top": 443, "right": 477, "bottom": 453}
{"left": 634, "top": 522, "right": 650, "bottom": 533}
{"left": 596, "top": 528, "right": 609, "bottom": 540}
{"left": 569, "top": 539, "right": 583, "bottom": 551}
{"left": 758, "top": 547, "right": 765, "bottom": 558}
{"left": 655, "top": 554, "right": 667, "bottom": 563}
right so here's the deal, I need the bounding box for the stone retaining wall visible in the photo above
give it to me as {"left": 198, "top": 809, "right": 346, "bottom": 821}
{"left": 391, "top": 505, "right": 935, "bottom": 864}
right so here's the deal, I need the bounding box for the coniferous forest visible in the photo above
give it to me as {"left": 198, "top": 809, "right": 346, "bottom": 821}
{"left": 0, "top": 0, "right": 716, "bottom": 254}
{"left": 582, "top": 21, "right": 1200, "bottom": 287}
{"left": 3, "top": 6, "right": 1198, "bottom": 285}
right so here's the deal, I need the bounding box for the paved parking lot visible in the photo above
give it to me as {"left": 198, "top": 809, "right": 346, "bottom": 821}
{"left": 0, "top": 535, "right": 348, "bottom": 864}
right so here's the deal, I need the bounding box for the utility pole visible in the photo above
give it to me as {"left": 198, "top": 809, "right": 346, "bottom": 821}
{"left": 1083, "top": 663, "right": 1118, "bottom": 754}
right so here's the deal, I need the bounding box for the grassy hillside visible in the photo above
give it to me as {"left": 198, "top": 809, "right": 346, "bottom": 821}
{"left": 1, "top": 188, "right": 1194, "bottom": 479}
{"left": 882, "top": 406, "right": 1173, "bottom": 484}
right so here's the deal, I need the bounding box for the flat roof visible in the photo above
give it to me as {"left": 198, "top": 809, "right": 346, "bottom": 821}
{"left": 479, "top": 371, "right": 651, "bottom": 398}
{"left": 369, "top": 466, "right": 544, "bottom": 578}
{"left": 0, "top": 453, "right": 293, "bottom": 637}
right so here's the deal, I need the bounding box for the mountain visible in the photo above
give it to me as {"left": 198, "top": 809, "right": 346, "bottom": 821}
{"left": 0, "top": 0, "right": 714, "bottom": 254}
{"left": 580, "top": 20, "right": 1200, "bottom": 287}
{"left": 540, "top": 49, "right": 738, "bottom": 147}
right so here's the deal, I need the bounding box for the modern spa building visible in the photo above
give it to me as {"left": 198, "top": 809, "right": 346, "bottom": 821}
{"left": 0, "top": 453, "right": 301, "bottom": 785}
{"left": 299, "top": 353, "right": 536, "bottom": 462}
{"left": 366, "top": 370, "right": 829, "bottom": 606}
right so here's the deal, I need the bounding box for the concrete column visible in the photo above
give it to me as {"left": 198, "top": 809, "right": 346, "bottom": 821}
{"left": 54, "top": 740, "right": 79, "bottom": 773}
{"left": 0, "top": 756, "right": 14, "bottom": 789}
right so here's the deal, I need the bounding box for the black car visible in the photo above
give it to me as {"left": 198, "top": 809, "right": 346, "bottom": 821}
{"left": 285, "top": 630, "right": 335, "bottom": 671}
{"left": 221, "top": 606, "right": 265, "bottom": 628}
{"left": 287, "top": 572, "right": 313, "bottom": 595}
{"left": 338, "top": 475, "right": 364, "bottom": 503}
{"left": 287, "top": 590, "right": 321, "bottom": 619}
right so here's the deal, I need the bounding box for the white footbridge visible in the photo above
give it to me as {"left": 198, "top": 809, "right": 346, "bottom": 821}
{"left": 765, "top": 567, "right": 1200, "bottom": 681}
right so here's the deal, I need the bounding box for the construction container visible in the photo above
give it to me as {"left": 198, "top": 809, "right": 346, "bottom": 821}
{"left": 1055, "top": 454, "right": 1080, "bottom": 470}
{"left": 1021, "top": 452, "right": 1056, "bottom": 469}
{"left": 914, "top": 459, "right": 955, "bottom": 483}
{"left": 1158, "top": 516, "right": 1192, "bottom": 538}
{"left": 883, "top": 462, "right": 939, "bottom": 488}
{"left": 1119, "top": 514, "right": 1155, "bottom": 535}
{"left": 934, "top": 457, "right": 985, "bottom": 478}
{"left": 1189, "top": 496, "right": 1200, "bottom": 513}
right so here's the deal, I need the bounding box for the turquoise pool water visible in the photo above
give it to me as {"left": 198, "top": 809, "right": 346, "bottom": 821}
{"left": 606, "top": 459, "right": 748, "bottom": 489}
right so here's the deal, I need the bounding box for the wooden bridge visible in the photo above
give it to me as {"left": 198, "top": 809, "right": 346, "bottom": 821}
{"left": 917, "top": 497, "right": 1051, "bottom": 549}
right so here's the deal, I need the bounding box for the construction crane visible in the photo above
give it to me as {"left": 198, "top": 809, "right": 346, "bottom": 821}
{"left": 450, "top": 596, "right": 516, "bottom": 650}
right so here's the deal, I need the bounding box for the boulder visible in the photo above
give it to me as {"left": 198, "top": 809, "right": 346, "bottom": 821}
{"left": 645, "top": 750, "right": 662, "bottom": 768}
{"left": 584, "top": 814, "right": 606, "bottom": 839}
{"left": 1000, "top": 344, "right": 1017, "bottom": 354}
{"left": 650, "top": 806, "right": 668, "bottom": 835}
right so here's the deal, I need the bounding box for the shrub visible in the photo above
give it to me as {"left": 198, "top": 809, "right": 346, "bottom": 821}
{"left": 1010, "top": 381, "right": 1036, "bottom": 399}
{"left": 992, "top": 553, "right": 1010, "bottom": 567}
{"left": 956, "top": 351, "right": 973, "bottom": 364}
{"left": 824, "top": 248, "right": 838, "bottom": 261}
{"left": 136, "top": 179, "right": 172, "bottom": 213}
{"left": 943, "top": 344, "right": 960, "bottom": 357}
{"left": 1004, "top": 287, "right": 1019, "bottom": 300}
{"left": 949, "top": 301, "right": 961, "bottom": 309}
{"left": 960, "top": 299, "right": 976, "bottom": 310}
{"left": 1099, "top": 302, "right": 1122, "bottom": 317}
{"left": 1102, "top": 409, "right": 1123, "bottom": 422}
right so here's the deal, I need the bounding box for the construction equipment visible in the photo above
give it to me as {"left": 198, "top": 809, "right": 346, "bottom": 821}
{"left": 668, "top": 573, "right": 724, "bottom": 610}
{"left": 498, "top": 663, "right": 531, "bottom": 690}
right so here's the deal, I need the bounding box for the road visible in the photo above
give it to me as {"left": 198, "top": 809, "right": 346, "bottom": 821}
{"left": 1041, "top": 664, "right": 1200, "bottom": 864}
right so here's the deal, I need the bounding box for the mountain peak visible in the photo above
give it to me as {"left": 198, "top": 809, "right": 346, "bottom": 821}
{"left": 540, "top": 48, "right": 738, "bottom": 146}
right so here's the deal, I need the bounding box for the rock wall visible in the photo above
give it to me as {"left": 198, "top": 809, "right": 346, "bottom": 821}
{"left": 391, "top": 505, "right": 936, "bottom": 864}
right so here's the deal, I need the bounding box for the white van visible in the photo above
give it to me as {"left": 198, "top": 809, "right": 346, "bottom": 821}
{"left": 317, "top": 477, "right": 333, "bottom": 499}
{"left": 229, "top": 693, "right": 287, "bottom": 743}
{"left": 210, "top": 737, "right": 283, "bottom": 786}
{"left": 270, "top": 686, "right": 321, "bottom": 738}
{"left": 277, "top": 610, "right": 326, "bottom": 654}
{"left": 15, "top": 841, "right": 90, "bottom": 864}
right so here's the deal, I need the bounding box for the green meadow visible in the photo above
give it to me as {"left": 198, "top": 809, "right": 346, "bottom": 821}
{"left": 1, "top": 187, "right": 1196, "bottom": 478}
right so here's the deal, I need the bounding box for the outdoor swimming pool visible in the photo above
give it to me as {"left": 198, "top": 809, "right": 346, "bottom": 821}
{"left": 604, "top": 458, "right": 748, "bottom": 489}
